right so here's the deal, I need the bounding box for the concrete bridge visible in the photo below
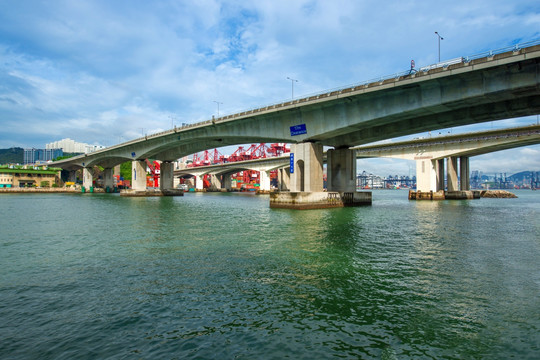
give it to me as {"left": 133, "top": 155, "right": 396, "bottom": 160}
{"left": 354, "top": 124, "right": 540, "bottom": 198}
{"left": 175, "top": 155, "right": 290, "bottom": 192}
{"left": 50, "top": 41, "right": 540, "bottom": 207}
{"left": 176, "top": 125, "right": 540, "bottom": 197}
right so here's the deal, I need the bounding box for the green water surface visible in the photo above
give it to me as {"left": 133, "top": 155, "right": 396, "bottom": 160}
{"left": 1, "top": 191, "right": 539, "bottom": 359}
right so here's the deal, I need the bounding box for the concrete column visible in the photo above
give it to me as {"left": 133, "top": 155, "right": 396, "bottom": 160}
{"left": 131, "top": 160, "right": 147, "bottom": 191}
{"left": 208, "top": 174, "right": 220, "bottom": 191}
{"left": 416, "top": 158, "right": 439, "bottom": 192}
{"left": 259, "top": 170, "right": 271, "bottom": 191}
{"left": 195, "top": 175, "right": 204, "bottom": 190}
{"left": 447, "top": 156, "right": 459, "bottom": 192}
{"left": 160, "top": 161, "right": 174, "bottom": 191}
{"left": 278, "top": 168, "right": 290, "bottom": 191}
{"left": 223, "top": 174, "right": 232, "bottom": 191}
{"left": 327, "top": 148, "right": 356, "bottom": 192}
{"left": 289, "top": 142, "right": 323, "bottom": 192}
{"left": 103, "top": 168, "right": 114, "bottom": 190}
{"left": 436, "top": 159, "right": 445, "bottom": 191}
{"left": 460, "top": 156, "right": 470, "bottom": 190}
{"left": 83, "top": 167, "right": 93, "bottom": 190}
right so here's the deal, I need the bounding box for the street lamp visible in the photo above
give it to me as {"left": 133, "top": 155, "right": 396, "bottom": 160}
{"left": 213, "top": 101, "right": 223, "bottom": 118}
{"left": 168, "top": 115, "right": 176, "bottom": 128}
{"left": 287, "top": 77, "right": 298, "bottom": 100}
{"left": 435, "top": 31, "right": 444, "bottom": 62}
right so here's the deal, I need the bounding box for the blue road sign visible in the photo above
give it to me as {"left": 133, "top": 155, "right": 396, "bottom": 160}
{"left": 290, "top": 124, "right": 307, "bottom": 136}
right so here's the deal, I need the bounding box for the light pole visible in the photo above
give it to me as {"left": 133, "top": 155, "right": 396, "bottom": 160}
{"left": 287, "top": 77, "right": 298, "bottom": 100}
{"left": 435, "top": 31, "right": 444, "bottom": 62}
{"left": 168, "top": 115, "right": 176, "bottom": 128}
{"left": 213, "top": 101, "right": 223, "bottom": 118}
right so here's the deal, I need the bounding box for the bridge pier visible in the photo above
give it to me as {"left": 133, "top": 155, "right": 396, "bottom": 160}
{"left": 223, "top": 174, "right": 232, "bottom": 191}
{"left": 195, "top": 175, "right": 204, "bottom": 191}
{"left": 460, "top": 156, "right": 470, "bottom": 190}
{"left": 327, "top": 148, "right": 356, "bottom": 192}
{"left": 277, "top": 168, "right": 290, "bottom": 191}
{"left": 447, "top": 156, "right": 459, "bottom": 192}
{"left": 259, "top": 170, "right": 271, "bottom": 193}
{"left": 411, "top": 156, "right": 476, "bottom": 200}
{"left": 207, "top": 174, "right": 221, "bottom": 191}
{"left": 160, "top": 161, "right": 174, "bottom": 191}
{"left": 121, "top": 160, "right": 183, "bottom": 196}
{"left": 289, "top": 142, "right": 324, "bottom": 192}
{"left": 103, "top": 168, "right": 115, "bottom": 192}
{"left": 82, "top": 167, "right": 94, "bottom": 192}
{"left": 271, "top": 143, "right": 371, "bottom": 209}
{"left": 132, "top": 160, "right": 147, "bottom": 191}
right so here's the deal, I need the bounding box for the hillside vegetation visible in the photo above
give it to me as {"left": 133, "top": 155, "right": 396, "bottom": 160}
{"left": 0, "top": 147, "right": 23, "bottom": 164}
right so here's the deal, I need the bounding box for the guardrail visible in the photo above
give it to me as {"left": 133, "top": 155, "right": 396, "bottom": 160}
{"left": 355, "top": 126, "right": 540, "bottom": 153}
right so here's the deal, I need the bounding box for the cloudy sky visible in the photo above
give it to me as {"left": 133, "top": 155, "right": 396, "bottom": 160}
{"left": 1, "top": 0, "right": 539, "bottom": 175}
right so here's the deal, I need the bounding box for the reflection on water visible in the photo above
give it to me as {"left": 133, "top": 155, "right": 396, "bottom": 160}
{"left": 0, "top": 191, "right": 539, "bottom": 359}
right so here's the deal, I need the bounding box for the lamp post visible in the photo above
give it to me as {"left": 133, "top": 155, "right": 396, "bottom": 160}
{"left": 435, "top": 31, "right": 444, "bottom": 62}
{"left": 213, "top": 101, "right": 223, "bottom": 118}
{"left": 168, "top": 115, "right": 176, "bottom": 128}
{"left": 287, "top": 77, "right": 298, "bottom": 100}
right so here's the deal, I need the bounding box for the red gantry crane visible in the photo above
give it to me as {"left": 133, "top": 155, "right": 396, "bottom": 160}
{"left": 188, "top": 143, "right": 289, "bottom": 190}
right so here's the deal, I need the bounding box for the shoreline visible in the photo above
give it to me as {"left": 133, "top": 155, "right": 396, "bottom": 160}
{"left": 0, "top": 187, "right": 105, "bottom": 194}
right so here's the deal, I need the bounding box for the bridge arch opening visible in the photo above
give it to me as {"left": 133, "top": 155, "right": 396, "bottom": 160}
{"left": 296, "top": 160, "right": 305, "bottom": 192}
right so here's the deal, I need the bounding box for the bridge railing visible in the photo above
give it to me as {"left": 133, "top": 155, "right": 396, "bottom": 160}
{"left": 355, "top": 126, "right": 540, "bottom": 154}
{"left": 463, "top": 39, "right": 540, "bottom": 62}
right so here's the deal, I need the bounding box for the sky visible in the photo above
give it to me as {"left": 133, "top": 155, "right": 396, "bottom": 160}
{"left": 0, "top": 0, "right": 539, "bottom": 176}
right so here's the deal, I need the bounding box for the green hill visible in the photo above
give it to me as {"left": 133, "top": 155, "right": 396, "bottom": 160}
{"left": 0, "top": 147, "right": 24, "bottom": 164}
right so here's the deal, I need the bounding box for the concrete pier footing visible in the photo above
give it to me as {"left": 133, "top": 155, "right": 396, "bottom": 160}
{"left": 270, "top": 191, "right": 372, "bottom": 209}
{"left": 409, "top": 190, "right": 481, "bottom": 200}
{"left": 120, "top": 189, "right": 184, "bottom": 197}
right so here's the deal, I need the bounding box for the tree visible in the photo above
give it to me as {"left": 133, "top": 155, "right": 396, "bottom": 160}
{"left": 120, "top": 161, "right": 132, "bottom": 180}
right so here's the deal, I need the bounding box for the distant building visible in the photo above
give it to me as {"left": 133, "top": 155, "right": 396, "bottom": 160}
{"left": 23, "top": 148, "right": 63, "bottom": 164}
{"left": 0, "top": 166, "right": 61, "bottom": 188}
{"left": 46, "top": 138, "right": 105, "bottom": 154}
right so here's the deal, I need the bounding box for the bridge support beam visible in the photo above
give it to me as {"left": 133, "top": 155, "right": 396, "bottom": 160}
{"left": 327, "top": 148, "right": 356, "bottom": 192}
{"left": 82, "top": 167, "right": 93, "bottom": 192}
{"left": 413, "top": 158, "right": 445, "bottom": 199}
{"left": 447, "top": 157, "right": 459, "bottom": 192}
{"left": 290, "top": 142, "right": 324, "bottom": 192}
{"left": 411, "top": 156, "right": 477, "bottom": 200}
{"left": 271, "top": 143, "right": 371, "bottom": 209}
{"left": 195, "top": 175, "right": 204, "bottom": 191}
{"left": 460, "top": 156, "right": 470, "bottom": 190}
{"left": 259, "top": 170, "right": 271, "bottom": 193}
{"left": 416, "top": 159, "right": 438, "bottom": 192}
{"left": 132, "top": 160, "right": 147, "bottom": 191}
{"left": 103, "top": 168, "right": 114, "bottom": 192}
{"left": 436, "top": 159, "right": 445, "bottom": 192}
{"left": 120, "top": 160, "right": 183, "bottom": 197}
{"left": 278, "top": 168, "right": 290, "bottom": 191}
{"left": 160, "top": 161, "right": 174, "bottom": 191}
{"left": 223, "top": 174, "right": 232, "bottom": 191}
{"left": 208, "top": 174, "right": 221, "bottom": 191}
